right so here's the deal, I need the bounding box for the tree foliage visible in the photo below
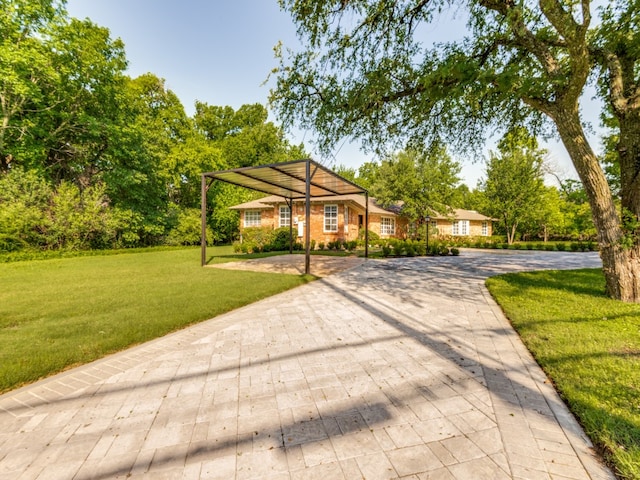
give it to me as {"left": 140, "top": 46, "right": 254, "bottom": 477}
{"left": 481, "top": 129, "right": 545, "bottom": 244}
{"left": 371, "top": 144, "right": 461, "bottom": 222}
{"left": 0, "top": 0, "right": 307, "bottom": 251}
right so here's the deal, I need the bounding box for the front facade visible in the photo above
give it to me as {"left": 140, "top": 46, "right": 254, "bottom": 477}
{"left": 231, "top": 197, "right": 494, "bottom": 244}
{"left": 430, "top": 209, "right": 494, "bottom": 238}
{"left": 230, "top": 194, "right": 406, "bottom": 244}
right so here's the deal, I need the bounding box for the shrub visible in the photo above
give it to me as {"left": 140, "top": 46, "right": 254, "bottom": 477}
{"left": 310, "top": 239, "right": 316, "bottom": 251}
{"left": 439, "top": 245, "right": 450, "bottom": 255}
{"left": 556, "top": 242, "right": 566, "bottom": 251}
{"left": 382, "top": 244, "right": 391, "bottom": 257}
{"left": 526, "top": 243, "right": 534, "bottom": 250}
{"left": 392, "top": 241, "right": 404, "bottom": 256}
{"left": 269, "top": 227, "right": 291, "bottom": 251}
{"left": 405, "top": 242, "right": 416, "bottom": 257}
{"left": 512, "top": 243, "right": 523, "bottom": 250}
{"left": 544, "top": 244, "right": 555, "bottom": 251}
{"left": 166, "top": 208, "right": 213, "bottom": 246}
{"left": 570, "top": 242, "right": 581, "bottom": 252}
{"left": 239, "top": 227, "right": 274, "bottom": 253}
{"left": 450, "top": 247, "right": 460, "bottom": 256}
{"left": 346, "top": 240, "right": 358, "bottom": 251}
{"left": 318, "top": 242, "right": 325, "bottom": 250}
{"left": 359, "top": 228, "right": 380, "bottom": 245}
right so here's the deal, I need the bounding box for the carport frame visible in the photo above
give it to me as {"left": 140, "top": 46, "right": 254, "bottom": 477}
{"left": 201, "top": 158, "right": 369, "bottom": 274}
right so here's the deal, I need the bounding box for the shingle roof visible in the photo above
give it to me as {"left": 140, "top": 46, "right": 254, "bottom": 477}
{"left": 431, "top": 209, "right": 494, "bottom": 221}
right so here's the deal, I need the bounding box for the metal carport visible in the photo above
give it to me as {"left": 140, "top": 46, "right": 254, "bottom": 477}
{"left": 201, "top": 158, "right": 369, "bottom": 274}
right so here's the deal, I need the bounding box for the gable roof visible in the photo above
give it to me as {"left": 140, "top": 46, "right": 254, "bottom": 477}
{"left": 229, "top": 194, "right": 397, "bottom": 216}
{"left": 431, "top": 209, "right": 494, "bottom": 221}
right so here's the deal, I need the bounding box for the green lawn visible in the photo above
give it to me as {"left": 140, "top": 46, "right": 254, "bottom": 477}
{"left": 486, "top": 269, "right": 640, "bottom": 480}
{"left": 0, "top": 247, "right": 311, "bottom": 393}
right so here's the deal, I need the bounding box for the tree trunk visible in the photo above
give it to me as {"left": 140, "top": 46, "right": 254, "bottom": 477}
{"left": 554, "top": 108, "right": 640, "bottom": 302}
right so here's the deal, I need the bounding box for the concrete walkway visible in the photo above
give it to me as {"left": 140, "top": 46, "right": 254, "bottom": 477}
{"left": 0, "top": 251, "right": 616, "bottom": 480}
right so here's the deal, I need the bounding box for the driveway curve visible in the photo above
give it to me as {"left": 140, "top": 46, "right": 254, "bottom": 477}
{"left": 0, "top": 251, "right": 615, "bottom": 479}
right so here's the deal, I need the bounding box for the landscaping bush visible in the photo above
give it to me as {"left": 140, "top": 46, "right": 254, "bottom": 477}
{"left": 318, "top": 242, "right": 325, "bottom": 250}
{"left": 405, "top": 242, "right": 416, "bottom": 257}
{"left": 450, "top": 247, "right": 460, "bottom": 256}
{"left": 392, "top": 240, "right": 404, "bottom": 256}
{"left": 238, "top": 227, "right": 274, "bottom": 253}
{"left": 556, "top": 242, "right": 566, "bottom": 251}
{"left": 526, "top": 243, "right": 534, "bottom": 250}
{"left": 544, "top": 244, "right": 556, "bottom": 251}
{"left": 381, "top": 243, "right": 392, "bottom": 257}
{"left": 358, "top": 228, "right": 380, "bottom": 246}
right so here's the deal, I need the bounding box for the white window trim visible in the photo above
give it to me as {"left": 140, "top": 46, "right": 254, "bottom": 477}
{"left": 452, "top": 220, "right": 469, "bottom": 236}
{"left": 380, "top": 216, "right": 395, "bottom": 236}
{"left": 244, "top": 210, "right": 261, "bottom": 227}
{"left": 279, "top": 205, "right": 290, "bottom": 228}
{"left": 481, "top": 221, "right": 488, "bottom": 236}
{"left": 324, "top": 204, "right": 338, "bottom": 233}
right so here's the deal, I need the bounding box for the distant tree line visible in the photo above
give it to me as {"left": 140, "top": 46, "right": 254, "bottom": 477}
{"left": 0, "top": 0, "right": 305, "bottom": 252}
{"left": 336, "top": 128, "right": 597, "bottom": 244}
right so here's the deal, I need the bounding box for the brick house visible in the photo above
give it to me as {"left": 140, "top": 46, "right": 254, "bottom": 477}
{"left": 230, "top": 194, "right": 407, "bottom": 244}
{"left": 230, "top": 196, "right": 494, "bottom": 244}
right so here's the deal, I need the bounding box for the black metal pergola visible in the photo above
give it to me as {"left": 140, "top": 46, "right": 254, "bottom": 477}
{"left": 201, "top": 158, "right": 369, "bottom": 274}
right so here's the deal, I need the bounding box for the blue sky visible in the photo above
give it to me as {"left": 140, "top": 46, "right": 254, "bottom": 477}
{"left": 65, "top": 0, "right": 593, "bottom": 187}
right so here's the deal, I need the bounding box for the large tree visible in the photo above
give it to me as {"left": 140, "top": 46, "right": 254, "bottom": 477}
{"left": 271, "top": 1, "right": 640, "bottom": 302}
{"left": 372, "top": 144, "right": 461, "bottom": 223}
{"left": 481, "top": 129, "right": 545, "bottom": 244}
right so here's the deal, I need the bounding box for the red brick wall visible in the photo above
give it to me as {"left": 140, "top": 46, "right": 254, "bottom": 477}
{"left": 238, "top": 201, "right": 406, "bottom": 245}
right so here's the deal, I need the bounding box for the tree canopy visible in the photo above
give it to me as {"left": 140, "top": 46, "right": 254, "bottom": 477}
{"left": 480, "top": 129, "right": 545, "bottom": 244}
{"left": 0, "top": 0, "right": 306, "bottom": 251}
{"left": 271, "top": 0, "right": 640, "bottom": 302}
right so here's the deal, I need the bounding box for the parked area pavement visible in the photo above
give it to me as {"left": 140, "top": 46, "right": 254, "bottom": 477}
{"left": 208, "top": 254, "right": 366, "bottom": 277}
{"left": 0, "top": 251, "right": 616, "bottom": 479}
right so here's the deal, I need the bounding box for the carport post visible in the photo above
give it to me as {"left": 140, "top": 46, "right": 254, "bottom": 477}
{"left": 201, "top": 174, "right": 207, "bottom": 266}
{"left": 365, "top": 192, "right": 369, "bottom": 258}
{"left": 305, "top": 160, "right": 311, "bottom": 274}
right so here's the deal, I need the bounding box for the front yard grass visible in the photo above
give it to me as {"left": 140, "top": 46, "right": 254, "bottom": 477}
{"left": 0, "top": 247, "right": 311, "bottom": 394}
{"left": 486, "top": 269, "right": 640, "bottom": 479}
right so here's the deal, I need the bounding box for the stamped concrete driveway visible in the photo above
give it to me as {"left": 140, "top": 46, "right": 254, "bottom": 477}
{"left": 0, "top": 251, "right": 615, "bottom": 480}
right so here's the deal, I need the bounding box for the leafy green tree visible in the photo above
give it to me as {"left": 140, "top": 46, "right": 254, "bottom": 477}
{"left": 372, "top": 144, "right": 461, "bottom": 224}
{"left": 524, "top": 186, "right": 565, "bottom": 242}
{"left": 481, "top": 129, "right": 545, "bottom": 244}
{"left": 0, "top": 0, "right": 62, "bottom": 171}
{"left": 559, "top": 179, "right": 596, "bottom": 240}
{"left": 272, "top": 0, "right": 640, "bottom": 301}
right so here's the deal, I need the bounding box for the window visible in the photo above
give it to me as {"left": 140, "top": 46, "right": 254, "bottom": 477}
{"left": 380, "top": 217, "right": 395, "bottom": 235}
{"left": 324, "top": 205, "right": 338, "bottom": 232}
{"left": 244, "top": 210, "right": 261, "bottom": 227}
{"left": 481, "top": 221, "right": 488, "bottom": 236}
{"left": 452, "top": 220, "right": 469, "bottom": 236}
{"left": 279, "top": 205, "right": 290, "bottom": 228}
